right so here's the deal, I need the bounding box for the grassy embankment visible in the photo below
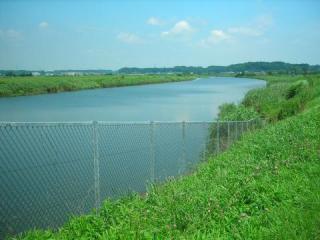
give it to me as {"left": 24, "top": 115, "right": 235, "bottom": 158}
{"left": 0, "top": 74, "right": 198, "bottom": 97}
{"left": 219, "top": 74, "right": 320, "bottom": 121}
{"left": 15, "top": 74, "right": 320, "bottom": 239}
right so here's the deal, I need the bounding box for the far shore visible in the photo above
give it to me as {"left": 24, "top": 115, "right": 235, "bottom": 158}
{"left": 0, "top": 74, "right": 204, "bottom": 98}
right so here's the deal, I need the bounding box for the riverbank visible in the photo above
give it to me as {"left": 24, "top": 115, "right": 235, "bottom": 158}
{"left": 0, "top": 74, "right": 199, "bottom": 97}
{"left": 14, "top": 73, "right": 320, "bottom": 239}
{"left": 218, "top": 73, "right": 320, "bottom": 122}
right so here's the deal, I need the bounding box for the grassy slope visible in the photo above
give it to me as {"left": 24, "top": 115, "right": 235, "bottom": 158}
{"left": 17, "top": 75, "right": 320, "bottom": 239}
{"left": 242, "top": 74, "right": 320, "bottom": 121}
{"left": 0, "top": 74, "right": 198, "bottom": 97}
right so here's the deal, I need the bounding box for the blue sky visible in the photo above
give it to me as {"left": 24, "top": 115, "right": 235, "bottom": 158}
{"left": 0, "top": 0, "right": 319, "bottom": 70}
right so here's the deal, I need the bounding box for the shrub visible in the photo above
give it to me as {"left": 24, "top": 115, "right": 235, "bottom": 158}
{"left": 285, "top": 80, "right": 309, "bottom": 99}
{"left": 241, "top": 75, "right": 320, "bottom": 122}
{"left": 218, "top": 103, "right": 259, "bottom": 121}
{"left": 277, "top": 99, "right": 300, "bottom": 120}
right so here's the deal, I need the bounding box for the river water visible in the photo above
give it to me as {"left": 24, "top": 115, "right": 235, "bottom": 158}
{"left": 0, "top": 77, "right": 265, "bottom": 122}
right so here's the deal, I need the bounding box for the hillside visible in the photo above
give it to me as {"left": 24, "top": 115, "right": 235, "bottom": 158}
{"left": 118, "top": 62, "right": 320, "bottom": 75}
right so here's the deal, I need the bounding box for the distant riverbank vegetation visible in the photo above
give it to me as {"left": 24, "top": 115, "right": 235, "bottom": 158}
{"left": 0, "top": 74, "right": 197, "bottom": 97}
{"left": 1, "top": 62, "right": 319, "bottom": 78}
{"left": 118, "top": 61, "right": 320, "bottom": 75}
{"left": 1, "top": 61, "right": 320, "bottom": 97}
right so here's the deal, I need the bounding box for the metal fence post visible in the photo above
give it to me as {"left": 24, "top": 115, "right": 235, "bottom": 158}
{"left": 216, "top": 120, "right": 220, "bottom": 154}
{"left": 181, "top": 121, "right": 186, "bottom": 173}
{"left": 93, "top": 121, "right": 100, "bottom": 212}
{"left": 149, "top": 121, "right": 155, "bottom": 183}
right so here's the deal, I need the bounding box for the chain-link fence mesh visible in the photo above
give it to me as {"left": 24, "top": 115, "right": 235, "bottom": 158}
{"left": 0, "top": 119, "right": 262, "bottom": 238}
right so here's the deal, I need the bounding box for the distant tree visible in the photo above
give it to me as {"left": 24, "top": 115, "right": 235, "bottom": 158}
{"left": 5, "top": 71, "right": 15, "bottom": 77}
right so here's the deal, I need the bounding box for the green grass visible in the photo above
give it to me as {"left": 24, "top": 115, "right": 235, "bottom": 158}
{"left": 218, "top": 74, "right": 320, "bottom": 122}
{"left": 0, "top": 74, "right": 198, "bottom": 97}
{"left": 242, "top": 74, "right": 320, "bottom": 121}
{"left": 15, "top": 74, "right": 320, "bottom": 239}
{"left": 218, "top": 103, "right": 259, "bottom": 121}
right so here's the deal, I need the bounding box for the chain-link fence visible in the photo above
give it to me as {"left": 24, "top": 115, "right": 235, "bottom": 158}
{"left": 0, "top": 119, "right": 263, "bottom": 238}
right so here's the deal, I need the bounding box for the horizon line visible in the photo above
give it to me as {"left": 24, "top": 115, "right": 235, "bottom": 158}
{"left": 0, "top": 61, "right": 319, "bottom": 72}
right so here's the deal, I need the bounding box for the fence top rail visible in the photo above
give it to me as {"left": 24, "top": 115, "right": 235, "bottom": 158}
{"left": 0, "top": 118, "right": 259, "bottom": 127}
{"left": 0, "top": 122, "right": 94, "bottom": 127}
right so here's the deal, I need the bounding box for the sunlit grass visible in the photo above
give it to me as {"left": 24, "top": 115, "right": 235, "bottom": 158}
{"left": 0, "top": 74, "right": 198, "bottom": 97}
{"left": 242, "top": 74, "right": 320, "bottom": 121}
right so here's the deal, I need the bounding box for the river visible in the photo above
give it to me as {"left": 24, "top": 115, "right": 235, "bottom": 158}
{"left": 0, "top": 77, "right": 265, "bottom": 122}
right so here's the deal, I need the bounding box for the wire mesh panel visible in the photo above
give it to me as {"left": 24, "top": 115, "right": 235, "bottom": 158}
{"left": 184, "top": 122, "right": 211, "bottom": 171}
{"left": 206, "top": 122, "right": 218, "bottom": 154}
{"left": 154, "top": 122, "right": 184, "bottom": 182}
{"left": 235, "top": 121, "right": 241, "bottom": 140}
{"left": 218, "top": 122, "right": 229, "bottom": 152}
{"left": 0, "top": 119, "right": 262, "bottom": 238}
{"left": 228, "top": 122, "right": 238, "bottom": 146}
{"left": 97, "top": 122, "right": 153, "bottom": 200}
{"left": 0, "top": 123, "right": 95, "bottom": 238}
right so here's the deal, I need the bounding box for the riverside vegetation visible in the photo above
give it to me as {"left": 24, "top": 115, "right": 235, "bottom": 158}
{"left": 11, "top": 74, "right": 320, "bottom": 239}
{"left": 0, "top": 74, "right": 197, "bottom": 97}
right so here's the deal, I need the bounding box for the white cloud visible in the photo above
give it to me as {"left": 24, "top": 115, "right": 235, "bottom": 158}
{"left": 228, "top": 27, "right": 262, "bottom": 36}
{"left": 200, "top": 29, "right": 231, "bottom": 46}
{"left": 117, "top": 32, "right": 143, "bottom": 44}
{"left": 211, "top": 30, "right": 230, "bottom": 41}
{"left": 199, "top": 14, "right": 273, "bottom": 47}
{"left": 161, "top": 20, "right": 193, "bottom": 36}
{"left": 147, "top": 17, "right": 163, "bottom": 26}
{"left": 39, "top": 21, "right": 49, "bottom": 29}
{"left": 227, "top": 15, "right": 273, "bottom": 37}
{"left": 6, "top": 29, "right": 21, "bottom": 38}
{"left": 0, "top": 29, "right": 22, "bottom": 40}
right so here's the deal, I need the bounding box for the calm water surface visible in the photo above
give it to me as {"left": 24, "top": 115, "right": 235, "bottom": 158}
{"left": 0, "top": 77, "right": 265, "bottom": 122}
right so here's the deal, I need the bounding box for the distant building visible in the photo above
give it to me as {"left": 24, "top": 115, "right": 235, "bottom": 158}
{"left": 32, "top": 72, "right": 41, "bottom": 76}
{"left": 64, "top": 72, "right": 84, "bottom": 76}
